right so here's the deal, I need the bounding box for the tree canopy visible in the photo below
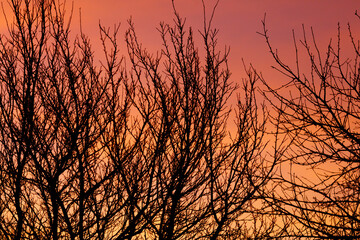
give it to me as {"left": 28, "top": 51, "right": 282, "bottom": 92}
{"left": 0, "top": 0, "right": 358, "bottom": 239}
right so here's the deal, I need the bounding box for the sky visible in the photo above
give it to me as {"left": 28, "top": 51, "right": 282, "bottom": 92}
{"left": 70, "top": 0, "right": 360, "bottom": 88}
{"left": 0, "top": 0, "right": 358, "bottom": 91}
{"left": 72, "top": 0, "right": 359, "bottom": 205}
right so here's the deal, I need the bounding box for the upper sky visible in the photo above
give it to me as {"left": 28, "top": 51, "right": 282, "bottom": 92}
{"left": 2, "top": 0, "right": 358, "bottom": 87}
{"left": 70, "top": 0, "right": 360, "bottom": 85}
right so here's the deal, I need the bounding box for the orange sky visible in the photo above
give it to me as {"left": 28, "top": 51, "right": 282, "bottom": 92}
{"left": 69, "top": 0, "right": 360, "bottom": 88}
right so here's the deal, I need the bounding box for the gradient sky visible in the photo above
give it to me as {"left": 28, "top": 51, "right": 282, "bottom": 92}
{"left": 1, "top": 0, "right": 358, "bottom": 89}
{"left": 69, "top": 0, "right": 360, "bottom": 88}
{"left": 72, "top": 0, "right": 359, "bottom": 200}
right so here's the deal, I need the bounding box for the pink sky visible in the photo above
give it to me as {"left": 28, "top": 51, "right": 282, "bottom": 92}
{"left": 71, "top": 0, "right": 360, "bottom": 87}
{"left": 1, "top": 1, "right": 357, "bottom": 88}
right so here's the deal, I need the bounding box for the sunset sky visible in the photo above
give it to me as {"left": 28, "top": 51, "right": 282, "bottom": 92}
{"left": 0, "top": 2, "right": 358, "bottom": 237}
{"left": 68, "top": 0, "right": 360, "bottom": 88}
{"left": 1, "top": 1, "right": 357, "bottom": 89}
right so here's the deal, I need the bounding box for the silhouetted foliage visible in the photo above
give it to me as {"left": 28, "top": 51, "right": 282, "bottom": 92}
{"left": 0, "top": 0, "right": 273, "bottom": 239}
{"left": 260, "top": 13, "right": 360, "bottom": 238}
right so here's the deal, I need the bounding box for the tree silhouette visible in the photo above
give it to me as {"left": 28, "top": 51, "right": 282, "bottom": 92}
{"left": 0, "top": 0, "right": 140, "bottom": 239}
{"left": 260, "top": 14, "right": 360, "bottom": 238}
{"left": 0, "top": 0, "right": 274, "bottom": 239}
{"left": 114, "top": 2, "right": 275, "bottom": 239}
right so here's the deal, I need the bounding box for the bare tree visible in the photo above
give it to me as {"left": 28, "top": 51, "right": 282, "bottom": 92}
{"left": 123, "top": 2, "right": 275, "bottom": 239}
{"left": 0, "top": 0, "right": 142, "bottom": 239}
{"left": 0, "top": 0, "right": 275, "bottom": 239}
{"left": 259, "top": 13, "right": 360, "bottom": 238}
